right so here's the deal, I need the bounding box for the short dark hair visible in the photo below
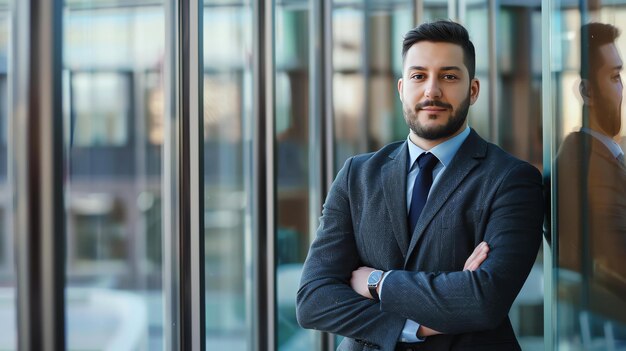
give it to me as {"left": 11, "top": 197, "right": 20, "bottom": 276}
{"left": 581, "top": 22, "right": 621, "bottom": 82}
{"left": 402, "top": 20, "right": 476, "bottom": 79}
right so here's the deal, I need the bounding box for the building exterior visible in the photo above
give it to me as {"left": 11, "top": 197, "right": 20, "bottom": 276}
{"left": 0, "top": 0, "right": 624, "bottom": 350}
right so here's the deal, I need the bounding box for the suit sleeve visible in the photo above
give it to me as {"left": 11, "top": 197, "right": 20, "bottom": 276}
{"left": 296, "top": 157, "right": 405, "bottom": 349}
{"left": 379, "top": 162, "right": 544, "bottom": 334}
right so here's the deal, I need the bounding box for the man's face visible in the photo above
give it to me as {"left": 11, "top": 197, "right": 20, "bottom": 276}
{"left": 590, "top": 43, "right": 623, "bottom": 137}
{"left": 398, "top": 41, "right": 479, "bottom": 142}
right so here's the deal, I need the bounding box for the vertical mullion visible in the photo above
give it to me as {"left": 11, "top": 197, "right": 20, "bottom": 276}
{"left": 448, "top": 0, "right": 457, "bottom": 22}
{"left": 361, "top": 1, "right": 370, "bottom": 152}
{"left": 458, "top": 0, "right": 466, "bottom": 23}
{"left": 324, "top": 0, "right": 335, "bottom": 193}
{"left": 487, "top": 0, "right": 498, "bottom": 143}
{"left": 13, "top": 0, "right": 65, "bottom": 350}
{"left": 310, "top": 0, "right": 335, "bottom": 350}
{"left": 179, "top": 0, "right": 205, "bottom": 350}
{"left": 252, "top": 0, "right": 275, "bottom": 350}
{"left": 163, "top": 0, "right": 181, "bottom": 349}
{"left": 414, "top": 0, "right": 424, "bottom": 25}
{"left": 541, "top": 1, "right": 554, "bottom": 350}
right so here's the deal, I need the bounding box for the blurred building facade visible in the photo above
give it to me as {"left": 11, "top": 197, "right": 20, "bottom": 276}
{"left": 1, "top": 0, "right": 625, "bottom": 350}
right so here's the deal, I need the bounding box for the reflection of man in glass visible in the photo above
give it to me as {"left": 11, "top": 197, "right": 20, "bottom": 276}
{"left": 557, "top": 22, "right": 626, "bottom": 325}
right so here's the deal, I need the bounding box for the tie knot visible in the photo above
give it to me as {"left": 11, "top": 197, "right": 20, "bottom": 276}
{"left": 417, "top": 152, "right": 438, "bottom": 171}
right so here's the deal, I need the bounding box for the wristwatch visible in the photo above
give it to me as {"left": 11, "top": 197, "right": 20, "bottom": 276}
{"left": 367, "top": 270, "right": 384, "bottom": 300}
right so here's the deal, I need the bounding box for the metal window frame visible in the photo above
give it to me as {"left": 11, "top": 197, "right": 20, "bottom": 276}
{"left": 178, "top": 0, "right": 205, "bottom": 350}
{"left": 163, "top": 0, "right": 181, "bottom": 348}
{"left": 252, "top": 0, "right": 276, "bottom": 350}
{"left": 487, "top": 0, "right": 499, "bottom": 143}
{"left": 164, "top": 0, "right": 205, "bottom": 349}
{"left": 310, "top": 0, "right": 335, "bottom": 350}
{"left": 541, "top": 0, "right": 554, "bottom": 350}
{"left": 12, "top": 0, "right": 66, "bottom": 350}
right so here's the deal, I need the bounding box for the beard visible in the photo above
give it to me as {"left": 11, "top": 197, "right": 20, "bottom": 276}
{"left": 593, "top": 96, "right": 622, "bottom": 137}
{"left": 403, "top": 95, "right": 471, "bottom": 140}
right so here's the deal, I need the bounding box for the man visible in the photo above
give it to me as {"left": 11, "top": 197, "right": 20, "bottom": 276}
{"left": 297, "top": 21, "right": 543, "bottom": 350}
{"left": 557, "top": 22, "right": 626, "bottom": 325}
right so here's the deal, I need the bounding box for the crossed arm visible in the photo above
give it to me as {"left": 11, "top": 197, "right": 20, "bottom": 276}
{"left": 296, "top": 159, "right": 543, "bottom": 347}
{"left": 349, "top": 241, "right": 490, "bottom": 337}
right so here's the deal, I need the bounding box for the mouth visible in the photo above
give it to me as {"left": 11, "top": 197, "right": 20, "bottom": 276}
{"left": 415, "top": 100, "right": 452, "bottom": 112}
{"left": 420, "top": 107, "right": 448, "bottom": 112}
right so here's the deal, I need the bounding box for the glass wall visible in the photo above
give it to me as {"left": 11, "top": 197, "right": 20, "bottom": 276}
{"left": 547, "top": 1, "right": 626, "bottom": 350}
{"left": 332, "top": 0, "right": 414, "bottom": 168}
{"left": 274, "top": 1, "right": 316, "bottom": 349}
{"left": 202, "top": 0, "right": 253, "bottom": 349}
{"left": 498, "top": 3, "right": 544, "bottom": 350}
{"left": 0, "top": 0, "right": 13, "bottom": 349}
{"left": 63, "top": 1, "right": 166, "bottom": 349}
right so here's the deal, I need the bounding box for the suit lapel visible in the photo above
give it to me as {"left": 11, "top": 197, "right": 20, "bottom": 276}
{"left": 381, "top": 142, "right": 410, "bottom": 258}
{"left": 405, "top": 130, "right": 488, "bottom": 264}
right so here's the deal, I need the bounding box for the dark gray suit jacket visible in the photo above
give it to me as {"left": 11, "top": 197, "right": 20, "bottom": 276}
{"left": 296, "top": 129, "right": 544, "bottom": 351}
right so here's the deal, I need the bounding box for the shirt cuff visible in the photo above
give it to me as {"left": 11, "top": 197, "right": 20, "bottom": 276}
{"left": 400, "top": 319, "right": 426, "bottom": 343}
{"left": 378, "top": 270, "right": 392, "bottom": 300}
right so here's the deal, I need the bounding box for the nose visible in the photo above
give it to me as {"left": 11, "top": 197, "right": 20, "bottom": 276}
{"left": 424, "top": 78, "right": 442, "bottom": 99}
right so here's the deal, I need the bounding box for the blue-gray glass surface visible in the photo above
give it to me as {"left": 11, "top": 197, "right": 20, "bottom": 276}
{"left": 553, "top": 7, "right": 626, "bottom": 350}
{"left": 0, "top": 1, "right": 14, "bottom": 349}
{"left": 202, "top": 1, "right": 253, "bottom": 350}
{"left": 63, "top": 2, "right": 166, "bottom": 349}
{"left": 275, "top": 3, "right": 316, "bottom": 350}
{"left": 332, "top": 1, "right": 413, "bottom": 173}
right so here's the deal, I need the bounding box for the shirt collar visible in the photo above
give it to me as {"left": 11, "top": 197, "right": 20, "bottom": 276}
{"left": 407, "top": 126, "right": 471, "bottom": 171}
{"left": 580, "top": 127, "right": 624, "bottom": 158}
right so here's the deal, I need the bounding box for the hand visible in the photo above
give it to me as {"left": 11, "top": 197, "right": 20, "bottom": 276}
{"left": 417, "top": 242, "right": 489, "bottom": 338}
{"left": 350, "top": 266, "right": 376, "bottom": 299}
{"left": 417, "top": 325, "right": 442, "bottom": 337}
{"left": 464, "top": 241, "right": 489, "bottom": 271}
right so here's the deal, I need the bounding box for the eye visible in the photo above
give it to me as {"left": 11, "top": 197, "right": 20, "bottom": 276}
{"left": 411, "top": 73, "right": 425, "bottom": 80}
{"left": 612, "top": 73, "right": 622, "bottom": 82}
{"left": 442, "top": 74, "right": 458, "bottom": 81}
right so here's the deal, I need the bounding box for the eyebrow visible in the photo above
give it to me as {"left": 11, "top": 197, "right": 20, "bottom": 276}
{"left": 407, "top": 65, "right": 463, "bottom": 72}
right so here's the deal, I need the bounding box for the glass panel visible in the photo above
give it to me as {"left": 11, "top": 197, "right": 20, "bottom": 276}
{"left": 465, "top": 2, "right": 490, "bottom": 140}
{"left": 0, "top": 0, "right": 14, "bottom": 349}
{"left": 202, "top": 1, "right": 253, "bottom": 349}
{"left": 550, "top": 2, "right": 626, "bottom": 350}
{"left": 72, "top": 73, "right": 129, "bottom": 147}
{"left": 63, "top": 1, "right": 166, "bottom": 349}
{"left": 496, "top": 5, "right": 543, "bottom": 167}
{"left": 274, "top": 0, "right": 317, "bottom": 349}
{"left": 488, "top": 4, "right": 544, "bottom": 350}
{"left": 332, "top": 0, "right": 414, "bottom": 169}
{"left": 423, "top": 0, "right": 448, "bottom": 22}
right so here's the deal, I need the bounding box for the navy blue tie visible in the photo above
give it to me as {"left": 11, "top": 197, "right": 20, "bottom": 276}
{"left": 408, "top": 152, "right": 439, "bottom": 234}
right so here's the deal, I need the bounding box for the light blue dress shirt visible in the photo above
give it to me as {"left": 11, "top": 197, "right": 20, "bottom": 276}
{"left": 580, "top": 127, "right": 625, "bottom": 160}
{"left": 379, "top": 126, "right": 471, "bottom": 343}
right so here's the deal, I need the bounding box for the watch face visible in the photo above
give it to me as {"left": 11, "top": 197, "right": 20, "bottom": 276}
{"left": 368, "top": 270, "right": 383, "bottom": 285}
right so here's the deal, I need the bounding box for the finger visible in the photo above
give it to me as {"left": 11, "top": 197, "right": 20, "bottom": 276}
{"left": 464, "top": 245, "right": 480, "bottom": 268}
{"left": 464, "top": 242, "right": 489, "bottom": 270}
{"left": 474, "top": 252, "right": 488, "bottom": 269}
{"left": 463, "top": 242, "right": 484, "bottom": 269}
{"left": 467, "top": 251, "right": 487, "bottom": 270}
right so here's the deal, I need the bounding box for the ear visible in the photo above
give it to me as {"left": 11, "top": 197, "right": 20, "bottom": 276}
{"left": 579, "top": 79, "right": 593, "bottom": 105}
{"left": 397, "top": 78, "right": 404, "bottom": 102}
{"left": 469, "top": 78, "right": 480, "bottom": 105}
